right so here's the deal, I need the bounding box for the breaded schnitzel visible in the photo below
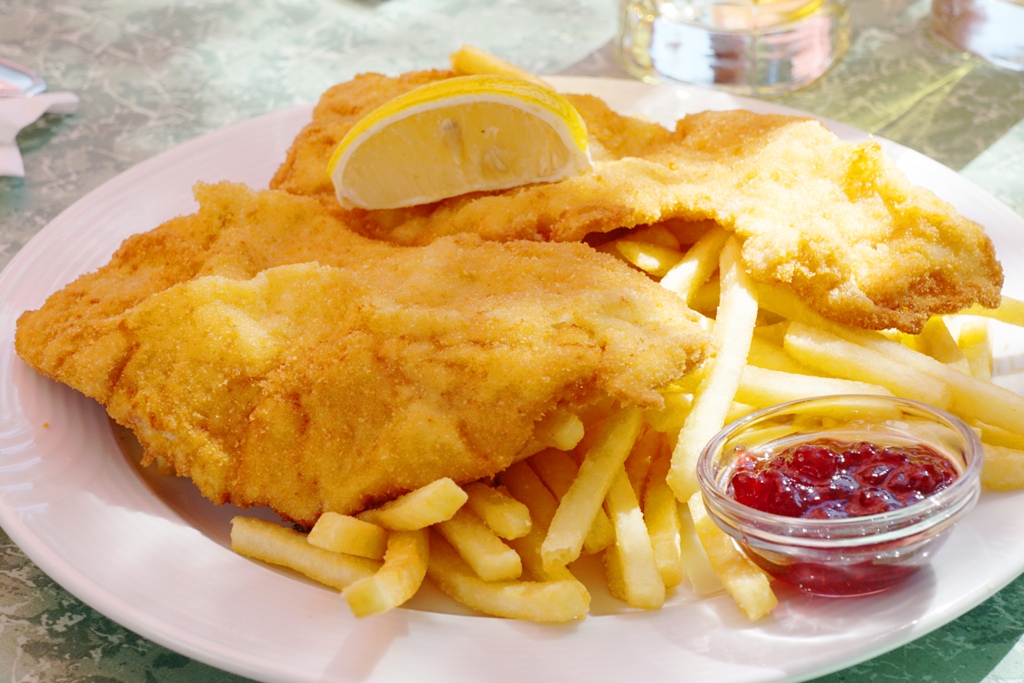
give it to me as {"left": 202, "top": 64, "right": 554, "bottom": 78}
{"left": 15, "top": 182, "right": 708, "bottom": 526}
{"left": 15, "top": 182, "right": 391, "bottom": 405}
{"left": 271, "top": 71, "right": 1002, "bottom": 333}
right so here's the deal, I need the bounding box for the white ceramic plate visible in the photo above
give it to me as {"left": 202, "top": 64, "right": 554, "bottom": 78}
{"left": 2, "top": 77, "right": 1024, "bottom": 683}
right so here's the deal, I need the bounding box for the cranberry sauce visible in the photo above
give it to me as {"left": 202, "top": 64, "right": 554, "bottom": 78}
{"left": 729, "top": 439, "right": 959, "bottom": 520}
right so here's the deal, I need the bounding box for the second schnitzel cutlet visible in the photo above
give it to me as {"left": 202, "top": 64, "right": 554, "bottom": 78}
{"left": 271, "top": 70, "right": 1002, "bottom": 334}
{"left": 15, "top": 182, "right": 709, "bottom": 526}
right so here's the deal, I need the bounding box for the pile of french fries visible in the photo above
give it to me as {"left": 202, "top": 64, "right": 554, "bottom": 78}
{"left": 232, "top": 223, "right": 1024, "bottom": 623}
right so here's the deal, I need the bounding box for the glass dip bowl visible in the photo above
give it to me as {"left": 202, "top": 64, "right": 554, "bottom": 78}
{"left": 696, "top": 395, "right": 983, "bottom": 597}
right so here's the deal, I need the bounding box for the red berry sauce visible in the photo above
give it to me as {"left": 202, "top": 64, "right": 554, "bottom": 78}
{"left": 726, "top": 438, "right": 960, "bottom": 596}
{"left": 729, "top": 439, "right": 958, "bottom": 520}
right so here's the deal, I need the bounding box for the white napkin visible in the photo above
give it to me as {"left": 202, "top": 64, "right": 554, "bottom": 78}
{"left": 0, "top": 91, "right": 79, "bottom": 178}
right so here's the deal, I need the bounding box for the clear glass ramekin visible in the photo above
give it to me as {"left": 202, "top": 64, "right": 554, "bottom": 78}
{"left": 696, "top": 395, "right": 983, "bottom": 597}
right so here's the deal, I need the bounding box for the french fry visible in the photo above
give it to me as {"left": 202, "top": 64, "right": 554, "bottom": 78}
{"left": 687, "top": 494, "right": 777, "bottom": 620}
{"left": 747, "top": 334, "right": 813, "bottom": 375}
{"left": 783, "top": 322, "right": 953, "bottom": 408}
{"left": 603, "top": 467, "right": 665, "bottom": 609}
{"left": 644, "top": 389, "right": 693, "bottom": 434}
{"left": 342, "top": 529, "right": 429, "bottom": 617}
{"left": 752, "top": 321, "right": 789, "bottom": 346}
{"left": 532, "top": 409, "right": 585, "bottom": 451}
{"left": 961, "top": 296, "right": 1024, "bottom": 326}
{"left": 631, "top": 224, "right": 683, "bottom": 250}
{"left": 308, "top": 512, "right": 389, "bottom": 560}
{"left": 624, "top": 426, "right": 662, "bottom": 501}
{"left": 668, "top": 237, "right": 758, "bottom": 502}
{"left": 678, "top": 507, "right": 723, "bottom": 595}
{"left": 357, "top": 478, "right": 468, "bottom": 530}
{"left": 449, "top": 44, "right": 549, "bottom": 86}
{"left": 434, "top": 506, "right": 523, "bottom": 581}
{"left": 957, "top": 317, "right": 993, "bottom": 380}
{"left": 974, "top": 421, "right": 1024, "bottom": 451}
{"left": 497, "top": 461, "right": 573, "bottom": 581}
{"left": 726, "top": 401, "right": 757, "bottom": 423}
{"left": 980, "top": 443, "right": 1024, "bottom": 490}
{"left": 569, "top": 414, "right": 609, "bottom": 458}
{"left": 689, "top": 277, "right": 721, "bottom": 318}
{"left": 426, "top": 533, "right": 590, "bottom": 622}
{"left": 735, "top": 365, "right": 893, "bottom": 408}
{"left": 755, "top": 281, "right": 836, "bottom": 329}
{"left": 918, "top": 316, "right": 970, "bottom": 372}
{"left": 230, "top": 516, "right": 380, "bottom": 591}
{"left": 660, "top": 224, "right": 730, "bottom": 303}
{"left": 888, "top": 329, "right": 923, "bottom": 352}
{"left": 499, "top": 461, "right": 558, "bottom": 528}
{"left": 462, "top": 481, "right": 531, "bottom": 540}
{"left": 541, "top": 406, "right": 643, "bottom": 573}
{"left": 612, "top": 238, "right": 683, "bottom": 278}
{"left": 602, "top": 541, "right": 629, "bottom": 605}
{"left": 528, "top": 448, "right": 615, "bottom": 554}
{"left": 666, "top": 368, "right": 706, "bottom": 394}
{"left": 516, "top": 439, "right": 547, "bottom": 460}
{"left": 757, "top": 282, "right": 1024, "bottom": 433}
{"left": 826, "top": 323, "right": 1024, "bottom": 435}
{"left": 507, "top": 531, "right": 566, "bottom": 582}
{"left": 644, "top": 453, "right": 685, "bottom": 589}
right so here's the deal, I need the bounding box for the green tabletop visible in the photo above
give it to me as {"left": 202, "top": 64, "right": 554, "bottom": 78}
{"left": 1, "top": 1, "right": 1023, "bottom": 681}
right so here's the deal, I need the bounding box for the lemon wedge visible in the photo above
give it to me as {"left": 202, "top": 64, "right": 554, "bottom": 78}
{"left": 327, "top": 74, "right": 592, "bottom": 210}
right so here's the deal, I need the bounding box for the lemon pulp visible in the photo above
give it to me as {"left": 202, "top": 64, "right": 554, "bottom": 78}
{"left": 328, "top": 75, "right": 591, "bottom": 210}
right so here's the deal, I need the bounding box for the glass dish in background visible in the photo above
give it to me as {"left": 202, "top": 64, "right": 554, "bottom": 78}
{"left": 697, "top": 395, "right": 983, "bottom": 597}
{"left": 616, "top": 0, "right": 851, "bottom": 97}
{"left": 929, "top": 0, "right": 1024, "bottom": 72}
